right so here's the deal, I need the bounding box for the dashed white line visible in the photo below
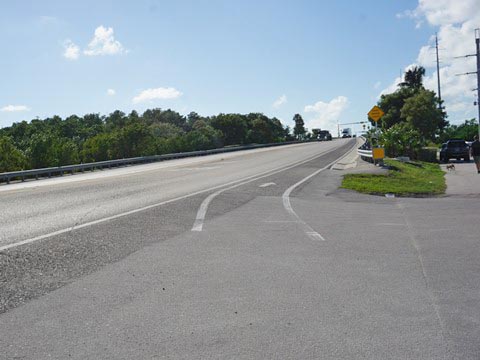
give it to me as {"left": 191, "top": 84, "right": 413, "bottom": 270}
{"left": 259, "top": 182, "right": 276, "bottom": 188}
{"left": 191, "top": 144, "right": 351, "bottom": 232}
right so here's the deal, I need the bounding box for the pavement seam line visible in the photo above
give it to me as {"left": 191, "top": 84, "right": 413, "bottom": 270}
{"left": 396, "top": 201, "right": 448, "bottom": 358}
{"left": 190, "top": 143, "right": 351, "bottom": 232}
{"left": 0, "top": 142, "right": 346, "bottom": 251}
{"left": 282, "top": 143, "right": 358, "bottom": 241}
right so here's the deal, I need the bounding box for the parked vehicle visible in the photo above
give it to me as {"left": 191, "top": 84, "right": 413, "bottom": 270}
{"left": 439, "top": 140, "right": 470, "bottom": 162}
{"left": 341, "top": 128, "right": 352, "bottom": 138}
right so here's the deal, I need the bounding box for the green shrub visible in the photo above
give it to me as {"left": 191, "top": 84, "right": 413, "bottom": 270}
{"left": 417, "top": 147, "right": 438, "bottom": 163}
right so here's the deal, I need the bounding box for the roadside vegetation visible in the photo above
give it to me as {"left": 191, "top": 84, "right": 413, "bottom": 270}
{"left": 367, "top": 66, "right": 446, "bottom": 160}
{"left": 0, "top": 110, "right": 315, "bottom": 173}
{"left": 343, "top": 66, "right": 476, "bottom": 197}
{"left": 342, "top": 159, "right": 446, "bottom": 196}
{"left": 366, "top": 66, "right": 477, "bottom": 160}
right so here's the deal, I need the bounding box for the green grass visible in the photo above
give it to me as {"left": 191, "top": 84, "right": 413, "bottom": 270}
{"left": 341, "top": 159, "right": 446, "bottom": 197}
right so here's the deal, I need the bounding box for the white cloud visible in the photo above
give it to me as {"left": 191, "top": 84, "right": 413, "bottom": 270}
{"left": 63, "top": 40, "right": 80, "bottom": 60}
{"left": 304, "top": 96, "right": 349, "bottom": 132}
{"left": 407, "top": 0, "right": 478, "bottom": 26}
{"left": 391, "top": 0, "right": 480, "bottom": 123}
{"left": 84, "top": 26, "right": 125, "bottom": 56}
{"left": 373, "top": 81, "right": 382, "bottom": 90}
{"left": 416, "top": 42, "right": 437, "bottom": 68}
{"left": 132, "top": 87, "right": 183, "bottom": 104}
{"left": 273, "top": 95, "right": 287, "bottom": 108}
{"left": 107, "top": 89, "right": 116, "bottom": 96}
{"left": 1, "top": 105, "right": 30, "bottom": 112}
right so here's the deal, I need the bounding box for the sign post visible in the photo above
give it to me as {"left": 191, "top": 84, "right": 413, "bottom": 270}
{"left": 367, "top": 106, "right": 385, "bottom": 165}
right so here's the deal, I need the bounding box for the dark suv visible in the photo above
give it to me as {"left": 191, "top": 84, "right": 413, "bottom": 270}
{"left": 318, "top": 130, "right": 332, "bottom": 141}
{"left": 439, "top": 140, "right": 470, "bottom": 163}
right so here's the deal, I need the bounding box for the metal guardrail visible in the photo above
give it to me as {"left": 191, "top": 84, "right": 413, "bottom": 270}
{"left": 357, "top": 136, "right": 374, "bottom": 162}
{"left": 357, "top": 148, "right": 373, "bottom": 158}
{"left": 0, "top": 141, "right": 304, "bottom": 185}
{"left": 357, "top": 139, "right": 386, "bottom": 165}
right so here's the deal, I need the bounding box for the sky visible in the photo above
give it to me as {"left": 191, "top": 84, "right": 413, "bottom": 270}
{"left": 0, "top": 0, "right": 479, "bottom": 135}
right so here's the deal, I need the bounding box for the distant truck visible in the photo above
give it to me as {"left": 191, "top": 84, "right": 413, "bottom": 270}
{"left": 341, "top": 128, "right": 352, "bottom": 138}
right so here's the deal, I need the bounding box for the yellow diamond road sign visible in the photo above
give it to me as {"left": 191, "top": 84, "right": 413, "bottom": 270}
{"left": 368, "top": 106, "right": 384, "bottom": 122}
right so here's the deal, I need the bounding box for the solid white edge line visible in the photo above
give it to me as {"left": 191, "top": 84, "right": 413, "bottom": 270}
{"left": 282, "top": 143, "right": 359, "bottom": 241}
{"left": 0, "top": 141, "right": 347, "bottom": 251}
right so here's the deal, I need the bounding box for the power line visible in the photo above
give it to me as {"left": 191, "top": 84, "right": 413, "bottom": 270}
{"left": 454, "top": 29, "right": 480, "bottom": 138}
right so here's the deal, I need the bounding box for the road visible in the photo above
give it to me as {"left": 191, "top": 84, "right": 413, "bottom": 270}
{"left": 1, "top": 138, "right": 479, "bottom": 359}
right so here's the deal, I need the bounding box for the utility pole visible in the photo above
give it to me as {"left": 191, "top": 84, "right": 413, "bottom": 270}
{"left": 476, "top": 29, "right": 480, "bottom": 138}
{"left": 435, "top": 33, "right": 442, "bottom": 109}
{"left": 455, "top": 29, "right": 480, "bottom": 138}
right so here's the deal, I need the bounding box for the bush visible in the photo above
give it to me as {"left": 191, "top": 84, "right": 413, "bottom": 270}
{"left": 380, "top": 122, "right": 424, "bottom": 159}
{"left": 0, "top": 136, "right": 27, "bottom": 172}
{"left": 417, "top": 147, "right": 438, "bottom": 163}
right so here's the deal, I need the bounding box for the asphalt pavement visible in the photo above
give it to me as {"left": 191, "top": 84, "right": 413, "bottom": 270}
{"left": 0, "top": 140, "right": 479, "bottom": 359}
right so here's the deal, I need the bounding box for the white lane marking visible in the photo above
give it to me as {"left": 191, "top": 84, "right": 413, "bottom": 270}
{"left": 281, "top": 144, "right": 358, "bottom": 241}
{"left": 259, "top": 182, "right": 276, "bottom": 188}
{"left": 306, "top": 232, "right": 325, "bottom": 241}
{"left": 191, "top": 143, "right": 352, "bottom": 232}
{"left": 0, "top": 142, "right": 346, "bottom": 251}
{"left": 191, "top": 191, "right": 219, "bottom": 231}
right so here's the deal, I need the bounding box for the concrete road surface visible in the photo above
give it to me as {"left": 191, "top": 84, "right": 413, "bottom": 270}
{"left": 1, "top": 139, "right": 479, "bottom": 359}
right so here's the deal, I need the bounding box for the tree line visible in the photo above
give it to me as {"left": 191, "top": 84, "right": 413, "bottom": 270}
{"left": 0, "top": 109, "right": 295, "bottom": 173}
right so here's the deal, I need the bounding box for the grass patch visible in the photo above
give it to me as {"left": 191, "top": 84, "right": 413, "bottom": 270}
{"left": 341, "top": 159, "right": 446, "bottom": 197}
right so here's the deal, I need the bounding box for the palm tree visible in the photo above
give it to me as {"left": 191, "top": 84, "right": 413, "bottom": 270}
{"left": 399, "top": 66, "right": 425, "bottom": 89}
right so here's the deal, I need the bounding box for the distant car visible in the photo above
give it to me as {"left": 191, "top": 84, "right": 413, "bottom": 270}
{"left": 439, "top": 140, "right": 470, "bottom": 163}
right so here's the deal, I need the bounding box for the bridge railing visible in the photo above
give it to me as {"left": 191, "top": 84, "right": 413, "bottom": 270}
{"left": 0, "top": 141, "right": 303, "bottom": 185}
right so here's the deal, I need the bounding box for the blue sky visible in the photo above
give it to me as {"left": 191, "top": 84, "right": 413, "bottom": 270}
{"left": 1, "top": 0, "right": 478, "bottom": 134}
